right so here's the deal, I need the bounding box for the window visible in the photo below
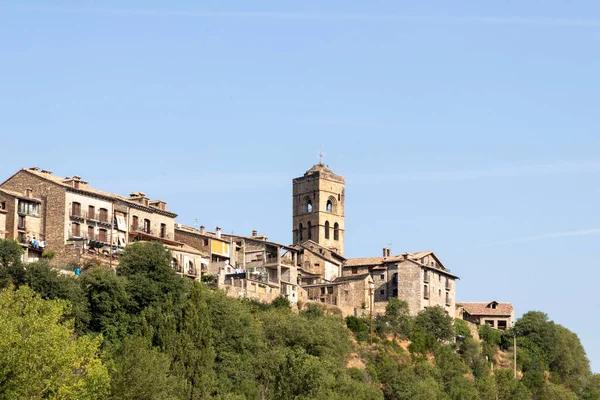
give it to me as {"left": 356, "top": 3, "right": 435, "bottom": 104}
{"left": 71, "top": 202, "right": 81, "bottom": 217}
{"left": 88, "top": 205, "right": 95, "bottom": 219}
{"left": 87, "top": 226, "right": 94, "bottom": 240}
{"left": 17, "top": 215, "right": 26, "bottom": 230}
{"left": 445, "top": 292, "right": 451, "bottom": 306}
{"left": 307, "top": 221, "right": 312, "bottom": 240}
{"left": 144, "top": 219, "right": 151, "bottom": 233}
{"left": 351, "top": 266, "right": 358, "bottom": 274}
{"left": 497, "top": 320, "right": 507, "bottom": 330}
{"left": 327, "top": 286, "right": 334, "bottom": 294}
{"left": 320, "top": 287, "right": 326, "bottom": 295}
{"left": 380, "top": 274, "right": 385, "bottom": 280}
{"left": 485, "top": 320, "right": 495, "bottom": 328}
{"left": 307, "top": 200, "right": 312, "bottom": 213}
{"left": 424, "top": 270, "right": 429, "bottom": 282}
{"left": 71, "top": 222, "right": 81, "bottom": 237}
{"left": 392, "top": 288, "right": 398, "bottom": 297}
{"left": 188, "top": 261, "right": 195, "bottom": 275}
{"left": 99, "top": 208, "right": 108, "bottom": 223}
{"left": 439, "top": 289, "right": 441, "bottom": 297}
{"left": 160, "top": 223, "right": 167, "bottom": 238}
{"left": 333, "top": 222, "right": 339, "bottom": 240}
{"left": 0, "top": 201, "right": 5, "bottom": 210}
{"left": 98, "top": 229, "right": 107, "bottom": 243}
{"left": 203, "top": 238, "right": 209, "bottom": 246}
{"left": 172, "top": 257, "right": 180, "bottom": 272}
{"left": 324, "top": 221, "right": 330, "bottom": 239}
{"left": 298, "top": 223, "right": 303, "bottom": 241}
{"left": 445, "top": 278, "right": 450, "bottom": 290}
{"left": 424, "top": 284, "right": 429, "bottom": 299}
{"left": 379, "top": 289, "right": 385, "bottom": 296}
{"left": 132, "top": 215, "right": 139, "bottom": 230}
{"left": 18, "top": 200, "right": 39, "bottom": 216}
{"left": 326, "top": 200, "right": 333, "bottom": 212}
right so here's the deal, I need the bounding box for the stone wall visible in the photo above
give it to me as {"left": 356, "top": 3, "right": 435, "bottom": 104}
{"left": 396, "top": 261, "right": 423, "bottom": 315}
{"left": 174, "top": 229, "right": 211, "bottom": 256}
{"left": 1, "top": 170, "right": 68, "bottom": 264}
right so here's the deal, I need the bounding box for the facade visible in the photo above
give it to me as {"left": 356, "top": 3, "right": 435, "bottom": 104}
{"left": 302, "top": 273, "right": 374, "bottom": 316}
{"left": 292, "top": 163, "right": 345, "bottom": 256}
{"left": 343, "top": 249, "right": 459, "bottom": 315}
{"left": 174, "top": 224, "right": 232, "bottom": 272}
{"left": 0, "top": 167, "right": 202, "bottom": 278}
{"left": 222, "top": 231, "right": 300, "bottom": 304}
{"left": 293, "top": 240, "right": 345, "bottom": 283}
{"left": 457, "top": 301, "right": 515, "bottom": 330}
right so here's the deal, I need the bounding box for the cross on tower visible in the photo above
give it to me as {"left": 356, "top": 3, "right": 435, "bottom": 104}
{"left": 317, "top": 148, "right": 326, "bottom": 164}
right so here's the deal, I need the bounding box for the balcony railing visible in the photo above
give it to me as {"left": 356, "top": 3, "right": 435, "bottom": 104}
{"left": 70, "top": 210, "right": 112, "bottom": 225}
{"left": 130, "top": 226, "right": 174, "bottom": 240}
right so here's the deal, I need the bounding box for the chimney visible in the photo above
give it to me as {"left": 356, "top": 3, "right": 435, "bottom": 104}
{"left": 149, "top": 200, "right": 167, "bottom": 211}
{"left": 200, "top": 225, "right": 206, "bottom": 234}
{"left": 215, "top": 226, "right": 222, "bottom": 239}
{"left": 383, "top": 247, "right": 391, "bottom": 257}
{"left": 252, "top": 229, "right": 258, "bottom": 237}
{"left": 402, "top": 252, "right": 409, "bottom": 260}
{"left": 40, "top": 169, "right": 52, "bottom": 174}
{"left": 29, "top": 166, "right": 40, "bottom": 171}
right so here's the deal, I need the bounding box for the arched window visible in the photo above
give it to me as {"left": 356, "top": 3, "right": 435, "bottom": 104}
{"left": 327, "top": 200, "right": 333, "bottom": 212}
{"left": 324, "top": 221, "right": 330, "bottom": 239}
{"left": 188, "top": 261, "right": 195, "bottom": 275}
{"left": 298, "top": 223, "right": 303, "bottom": 241}
{"left": 172, "top": 257, "right": 180, "bottom": 272}
{"left": 307, "top": 221, "right": 312, "bottom": 240}
{"left": 307, "top": 200, "right": 312, "bottom": 213}
{"left": 334, "top": 222, "right": 339, "bottom": 241}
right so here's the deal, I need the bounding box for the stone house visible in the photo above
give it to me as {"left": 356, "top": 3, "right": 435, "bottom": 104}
{"left": 302, "top": 273, "right": 374, "bottom": 317}
{"left": 292, "top": 240, "right": 345, "bottom": 284}
{"left": 220, "top": 231, "right": 300, "bottom": 304}
{"left": 0, "top": 167, "right": 203, "bottom": 277}
{"left": 457, "top": 301, "right": 515, "bottom": 330}
{"left": 343, "top": 249, "right": 459, "bottom": 315}
{"left": 0, "top": 187, "right": 45, "bottom": 263}
{"left": 174, "top": 224, "right": 232, "bottom": 272}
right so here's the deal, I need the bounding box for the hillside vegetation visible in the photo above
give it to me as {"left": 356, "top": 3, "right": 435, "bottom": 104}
{"left": 0, "top": 239, "right": 598, "bottom": 399}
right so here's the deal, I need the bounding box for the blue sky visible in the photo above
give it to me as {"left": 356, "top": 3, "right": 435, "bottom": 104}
{"left": 2, "top": 1, "right": 600, "bottom": 370}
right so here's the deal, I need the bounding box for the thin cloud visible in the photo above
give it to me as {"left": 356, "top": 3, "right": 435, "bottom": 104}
{"left": 487, "top": 229, "right": 600, "bottom": 246}
{"left": 13, "top": 5, "right": 600, "bottom": 28}
{"left": 353, "top": 160, "right": 600, "bottom": 184}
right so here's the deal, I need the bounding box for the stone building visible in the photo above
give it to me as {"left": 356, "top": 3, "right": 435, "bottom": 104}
{"left": 221, "top": 231, "right": 300, "bottom": 304}
{"left": 292, "top": 163, "right": 345, "bottom": 256}
{"left": 174, "top": 224, "right": 231, "bottom": 271}
{"left": 343, "top": 249, "right": 458, "bottom": 315}
{"left": 0, "top": 167, "right": 203, "bottom": 277}
{"left": 292, "top": 240, "right": 345, "bottom": 284}
{"left": 302, "top": 273, "right": 374, "bottom": 316}
{"left": 457, "top": 301, "right": 515, "bottom": 330}
{"left": 0, "top": 187, "right": 45, "bottom": 262}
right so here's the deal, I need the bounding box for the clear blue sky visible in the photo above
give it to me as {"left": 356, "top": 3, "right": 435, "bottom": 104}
{"left": 2, "top": 1, "right": 600, "bottom": 370}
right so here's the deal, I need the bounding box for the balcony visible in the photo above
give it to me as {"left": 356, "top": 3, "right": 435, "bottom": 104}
{"left": 70, "top": 210, "right": 112, "bottom": 226}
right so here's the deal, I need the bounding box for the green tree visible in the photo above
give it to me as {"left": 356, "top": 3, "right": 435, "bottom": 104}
{"left": 454, "top": 318, "right": 471, "bottom": 338}
{"left": 80, "top": 267, "right": 132, "bottom": 342}
{"left": 414, "top": 305, "right": 454, "bottom": 342}
{"left": 270, "top": 295, "right": 291, "bottom": 310}
{"left": 346, "top": 315, "right": 371, "bottom": 342}
{"left": 582, "top": 374, "right": 600, "bottom": 400}
{"left": 0, "top": 239, "right": 23, "bottom": 270}
{"left": 379, "top": 298, "right": 412, "bottom": 339}
{"left": 106, "top": 336, "right": 185, "bottom": 400}
{"left": 117, "top": 241, "right": 186, "bottom": 313}
{"left": 0, "top": 285, "right": 109, "bottom": 399}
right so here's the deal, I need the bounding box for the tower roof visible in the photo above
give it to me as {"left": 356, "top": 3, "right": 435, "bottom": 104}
{"left": 304, "top": 162, "right": 333, "bottom": 176}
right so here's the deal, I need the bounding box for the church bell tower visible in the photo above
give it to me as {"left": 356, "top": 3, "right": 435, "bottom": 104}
{"left": 292, "top": 163, "right": 345, "bottom": 256}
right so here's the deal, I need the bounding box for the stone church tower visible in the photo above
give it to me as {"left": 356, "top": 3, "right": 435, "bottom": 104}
{"left": 292, "top": 163, "right": 345, "bottom": 256}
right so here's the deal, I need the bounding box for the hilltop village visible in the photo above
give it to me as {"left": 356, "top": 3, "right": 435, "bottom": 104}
{"left": 0, "top": 163, "right": 513, "bottom": 328}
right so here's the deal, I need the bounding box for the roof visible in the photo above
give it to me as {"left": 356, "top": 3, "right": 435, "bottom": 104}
{"left": 174, "top": 224, "right": 229, "bottom": 243}
{"left": 166, "top": 243, "right": 209, "bottom": 258}
{"left": 344, "top": 250, "right": 459, "bottom": 279}
{"left": 333, "top": 273, "right": 372, "bottom": 283}
{"left": 295, "top": 163, "right": 344, "bottom": 183}
{"left": 458, "top": 302, "right": 514, "bottom": 317}
{"left": 3, "top": 168, "right": 177, "bottom": 217}
{"left": 0, "top": 188, "right": 42, "bottom": 202}
{"left": 296, "top": 240, "right": 346, "bottom": 262}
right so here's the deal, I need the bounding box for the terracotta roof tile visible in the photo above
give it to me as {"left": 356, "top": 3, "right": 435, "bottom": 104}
{"left": 458, "top": 302, "right": 514, "bottom": 317}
